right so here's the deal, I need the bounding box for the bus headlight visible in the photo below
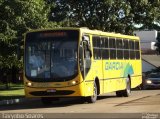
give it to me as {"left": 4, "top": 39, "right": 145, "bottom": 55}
{"left": 68, "top": 80, "right": 78, "bottom": 85}
{"left": 146, "top": 80, "right": 152, "bottom": 84}
{"left": 26, "top": 82, "right": 32, "bottom": 86}
{"left": 72, "top": 81, "right": 77, "bottom": 85}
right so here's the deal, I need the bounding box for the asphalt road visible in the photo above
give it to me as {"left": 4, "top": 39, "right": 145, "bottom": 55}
{"left": 0, "top": 90, "right": 160, "bottom": 118}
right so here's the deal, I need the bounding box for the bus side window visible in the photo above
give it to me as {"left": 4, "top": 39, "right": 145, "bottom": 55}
{"left": 123, "top": 39, "right": 129, "bottom": 59}
{"left": 102, "top": 37, "right": 109, "bottom": 59}
{"left": 116, "top": 39, "right": 123, "bottom": 59}
{"left": 135, "top": 41, "right": 140, "bottom": 59}
{"left": 109, "top": 38, "right": 116, "bottom": 59}
{"left": 129, "top": 40, "right": 135, "bottom": 59}
{"left": 93, "top": 36, "right": 101, "bottom": 60}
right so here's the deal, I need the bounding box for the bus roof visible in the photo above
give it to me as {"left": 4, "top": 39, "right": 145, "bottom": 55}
{"left": 26, "top": 27, "right": 140, "bottom": 40}
{"left": 79, "top": 27, "right": 139, "bottom": 40}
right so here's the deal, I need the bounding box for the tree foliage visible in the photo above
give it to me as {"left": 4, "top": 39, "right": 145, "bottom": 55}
{"left": 0, "top": 0, "right": 57, "bottom": 70}
{"left": 50, "top": 0, "right": 160, "bottom": 34}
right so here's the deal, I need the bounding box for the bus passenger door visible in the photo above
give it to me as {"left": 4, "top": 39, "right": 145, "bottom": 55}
{"left": 82, "top": 36, "right": 92, "bottom": 77}
{"left": 79, "top": 35, "right": 92, "bottom": 96}
{"left": 79, "top": 36, "right": 92, "bottom": 79}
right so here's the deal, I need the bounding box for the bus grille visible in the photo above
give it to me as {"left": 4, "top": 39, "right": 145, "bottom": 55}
{"left": 30, "top": 90, "right": 75, "bottom": 96}
{"left": 152, "top": 80, "right": 160, "bottom": 84}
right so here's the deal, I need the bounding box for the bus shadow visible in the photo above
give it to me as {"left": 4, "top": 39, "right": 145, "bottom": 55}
{"left": 0, "top": 96, "right": 116, "bottom": 111}
{"left": 98, "top": 95, "right": 117, "bottom": 100}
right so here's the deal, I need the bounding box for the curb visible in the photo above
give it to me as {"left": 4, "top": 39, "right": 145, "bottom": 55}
{"left": 0, "top": 98, "right": 27, "bottom": 106}
{"left": 0, "top": 98, "right": 38, "bottom": 106}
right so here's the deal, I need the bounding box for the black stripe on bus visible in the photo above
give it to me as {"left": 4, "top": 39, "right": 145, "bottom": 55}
{"left": 103, "top": 75, "right": 142, "bottom": 81}
{"left": 85, "top": 75, "right": 142, "bottom": 82}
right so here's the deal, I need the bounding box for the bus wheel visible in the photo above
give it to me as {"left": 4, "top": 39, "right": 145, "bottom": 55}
{"left": 41, "top": 97, "right": 53, "bottom": 105}
{"left": 122, "top": 78, "right": 131, "bottom": 97}
{"left": 87, "top": 82, "right": 97, "bottom": 103}
{"left": 116, "top": 91, "right": 123, "bottom": 97}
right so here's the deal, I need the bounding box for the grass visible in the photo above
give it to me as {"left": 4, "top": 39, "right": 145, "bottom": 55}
{"left": 0, "top": 82, "right": 25, "bottom": 101}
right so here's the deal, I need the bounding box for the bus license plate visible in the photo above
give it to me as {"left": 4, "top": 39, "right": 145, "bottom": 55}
{"left": 47, "top": 89, "right": 56, "bottom": 93}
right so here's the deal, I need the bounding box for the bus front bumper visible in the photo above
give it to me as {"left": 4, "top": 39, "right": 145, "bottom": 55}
{"left": 24, "top": 84, "right": 84, "bottom": 98}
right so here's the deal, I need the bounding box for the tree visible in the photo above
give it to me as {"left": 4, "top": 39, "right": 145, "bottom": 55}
{"left": 129, "top": 0, "right": 160, "bottom": 30}
{"left": 50, "top": 0, "right": 160, "bottom": 35}
{"left": 48, "top": 0, "right": 76, "bottom": 26}
{"left": 0, "top": 0, "right": 57, "bottom": 84}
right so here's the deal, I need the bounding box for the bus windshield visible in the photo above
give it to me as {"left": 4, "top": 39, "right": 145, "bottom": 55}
{"left": 25, "top": 30, "right": 78, "bottom": 82}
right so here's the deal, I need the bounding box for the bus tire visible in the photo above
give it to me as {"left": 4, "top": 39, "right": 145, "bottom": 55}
{"left": 41, "top": 97, "right": 53, "bottom": 105}
{"left": 87, "top": 82, "right": 97, "bottom": 103}
{"left": 122, "top": 77, "right": 131, "bottom": 97}
{"left": 116, "top": 91, "right": 123, "bottom": 97}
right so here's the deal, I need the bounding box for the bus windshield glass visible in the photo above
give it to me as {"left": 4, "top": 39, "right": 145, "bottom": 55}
{"left": 25, "top": 30, "right": 79, "bottom": 82}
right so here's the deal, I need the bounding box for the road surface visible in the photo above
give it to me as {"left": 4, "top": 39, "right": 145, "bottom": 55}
{"left": 0, "top": 90, "right": 160, "bottom": 118}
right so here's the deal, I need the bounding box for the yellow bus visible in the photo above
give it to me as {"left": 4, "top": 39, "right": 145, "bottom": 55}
{"left": 24, "top": 27, "right": 142, "bottom": 104}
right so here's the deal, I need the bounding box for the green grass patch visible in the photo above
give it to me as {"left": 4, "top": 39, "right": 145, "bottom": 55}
{"left": 0, "top": 83, "right": 25, "bottom": 101}
{"left": 0, "top": 82, "right": 24, "bottom": 90}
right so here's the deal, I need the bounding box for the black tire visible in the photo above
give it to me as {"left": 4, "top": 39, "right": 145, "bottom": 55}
{"left": 142, "top": 84, "right": 147, "bottom": 90}
{"left": 87, "top": 82, "right": 97, "bottom": 103}
{"left": 122, "top": 78, "right": 131, "bottom": 97}
{"left": 143, "top": 86, "right": 148, "bottom": 90}
{"left": 116, "top": 91, "right": 123, "bottom": 97}
{"left": 41, "top": 97, "right": 53, "bottom": 105}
